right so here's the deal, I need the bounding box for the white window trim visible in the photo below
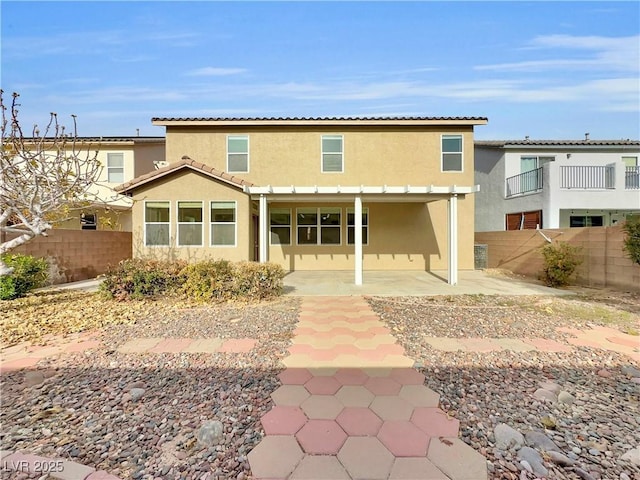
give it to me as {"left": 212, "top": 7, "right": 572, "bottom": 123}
{"left": 210, "top": 200, "right": 237, "bottom": 248}
{"left": 441, "top": 134, "right": 464, "bottom": 173}
{"left": 106, "top": 152, "right": 125, "bottom": 183}
{"left": 321, "top": 134, "right": 344, "bottom": 173}
{"left": 177, "top": 200, "right": 204, "bottom": 247}
{"left": 144, "top": 200, "right": 171, "bottom": 247}
{"left": 347, "top": 207, "right": 369, "bottom": 246}
{"left": 269, "top": 207, "right": 292, "bottom": 246}
{"left": 227, "top": 135, "right": 250, "bottom": 173}
{"left": 296, "top": 207, "right": 342, "bottom": 246}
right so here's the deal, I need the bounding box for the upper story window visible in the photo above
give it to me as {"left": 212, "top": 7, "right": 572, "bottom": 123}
{"left": 441, "top": 135, "right": 463, "bottom": 172}
{"left": 107, "top": 153, "right": 124, "bottom": 183}
{"left": 521, "top": 156, "right": 554, "bottom": 173}
{"left": 177, "top": 201, "right": 203, "bottom": 247}
{"left": 227, "top": 135, "right": 249, "bottom": 173}
{"left": 321, "top": 135, "right": 343, "bottom": 173}
{"left": 145, "top": 201, "right": 170, "bottom": 246}
{"left": 623, "top": 156, "right": 638, "bottom": 167}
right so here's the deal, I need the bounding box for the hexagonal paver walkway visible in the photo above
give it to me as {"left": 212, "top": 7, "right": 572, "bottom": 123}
{"left": 248, "top": 296, "right": 488, "bottom": 480}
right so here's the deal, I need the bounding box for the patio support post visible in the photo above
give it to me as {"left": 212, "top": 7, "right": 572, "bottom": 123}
{"left": 447, "top": 193, "right": 458, "bottom": 285}
{"left": 259, "top": 194, "right": 268, "bottom": 263}
{"left": 354, "top": 195, "right": 363, "bottom": 285}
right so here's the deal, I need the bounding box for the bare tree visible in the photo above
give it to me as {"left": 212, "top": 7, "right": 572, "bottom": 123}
{"left": 0, "top": 91, "right": 102, "bottom": 275}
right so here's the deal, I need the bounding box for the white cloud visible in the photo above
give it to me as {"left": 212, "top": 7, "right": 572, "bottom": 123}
{"left": 186, "top": 67, "right": 248, "bottom": 77}
{"left": 475, "top": 34, "right": 640, "bottom": 73}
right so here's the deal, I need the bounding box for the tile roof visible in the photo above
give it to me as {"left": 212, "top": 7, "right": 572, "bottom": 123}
{"left": 153, "top": 116, "right": 487, "bottom": 121}
{"left": 22, "top": 136, "right": 165, "bottom": 143}
{"left": 475, "top": 139, "right": 639, "bottom": 147}
{"left": 115, "top": 156, "right": 255, "bottom": 193}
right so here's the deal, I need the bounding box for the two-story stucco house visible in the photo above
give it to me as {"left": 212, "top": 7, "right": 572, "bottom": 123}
{"left": 52, "top": 136, "right": 165, "bottom": 231}
{"left": 116, "top": 117, "right": 487, "bottom": 285}
{"left": 475, "top": 138, "right": 640, "bottom": 232}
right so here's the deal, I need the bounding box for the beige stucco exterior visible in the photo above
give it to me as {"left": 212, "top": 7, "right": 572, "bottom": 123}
{"left": 124, "top": 118, "right": 485, "bottom": 275}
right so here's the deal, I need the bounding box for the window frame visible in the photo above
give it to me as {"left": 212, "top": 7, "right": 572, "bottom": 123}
{"left": 106, "top": 152, "right": 125, "bottom": 183}
{"left": 177, "top": 200, "right": 204, "bottom": 247}
{"left": 227, "top": 135, "right": 250, "bottom": 173}
{"left": 321, "top": 135, "right": 344, "bottom": 173}
{"left": 210, "top": 200, "right": 237, "bottom": 247}
{"left": 622, "top": 156, "right": 638, "bottom": 167}
{"left": 441, "top": 134, "right": 463, "bottom": 172}
{"left": 269, "top": 207, "right": 292, "bottom": 246}
{"left": 346, "top": 207, "right": 369, "bottom": 245}
{"left": 81, "top": 212, "right": 97, "bottom": 230}
{"left": 144, "top": 200, "right": 171, "bottom": 247}
{"left": 296, "top": 207, "right": 342, "bottom": 246}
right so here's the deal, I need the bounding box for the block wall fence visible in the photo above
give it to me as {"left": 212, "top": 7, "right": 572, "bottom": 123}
{"left": 475, "top": 225, "right": 639, "bottom": 292}
{"left": 4, "top": 230, "right": 132, "bottom": 284}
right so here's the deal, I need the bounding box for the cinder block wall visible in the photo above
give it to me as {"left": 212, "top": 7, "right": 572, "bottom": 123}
{"left": 475, "top": 225, "right": 639, "bottom": 292}
{"left": 5, "top": 230, "right": 132, "bottom": 284}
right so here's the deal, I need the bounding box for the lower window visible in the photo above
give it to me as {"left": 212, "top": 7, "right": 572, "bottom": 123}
{"left": 347, "top": 208, "right": 369, "bottom": 244}
{"left": 270, "top": 208, "right": 291, "bottom": 245}
{"left": 211, "top": 201, "right": 236, "bottom": 246}
{"left": 177, "top": 201, "right": 203, "bottom": 246}
{"left": 570, "top": 216, "right": 603, "bottom": 228}
{"left": 145, "top": 201, "right": 170, "bottom": 246}
{"left": 297, "top": 207, "right": 341, "bottom": 245}
{"left": 81, "top": 212, "right": 97, "bottom": 230}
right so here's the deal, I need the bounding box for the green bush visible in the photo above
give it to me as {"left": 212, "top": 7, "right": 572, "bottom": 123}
{"left": 100, "top": 258, "right": 285, "bottom": 302}
{"left": 0, "top": 254, "right": 48, "bottom": 300}
{"left": 100, "top": 258, "right": 187, "bottom": 300}
{"left": 540, "top": 241, "right": 583, "bottom": 287}
{"left": 622, "top": 217, "right": 640, "bottom": 265}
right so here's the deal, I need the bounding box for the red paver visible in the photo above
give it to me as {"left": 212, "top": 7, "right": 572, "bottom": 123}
{"left": 296, "top": 420, "right": 348, "bottom": 454}
{"left": 365, "top": 376, "right": 402, "bottom": 395}
{"left": 260, "top": 406, "right": 307, "bottom": 435}
{"left": 300, "top": 395, "right": 344, "bottom": 419}
{"left": 0, "top": 357, "right": 40, "bottom": 373}
{"left": 411, "top": 408, "right": 460, "bottom": 438}
{"left": 304, "top": 376, "right": 342, "bottom": 395}
{"left": 278, "top": 368, "right": 313, "bottom": 385}
{"left": 218, "top": 338, "right": 257, "bottom": 353}
{"left": 567, "top": 337, "right": 607, "bottom": 349}
{"left": 334, "top": 368, "right": 370, "bottom": 385}
{"left": 247, "top": 435, "right": 304, "bottom": 479}
{"left": 523, "top": 338, "right": 572, "bottom": 353}
{"left": 336, "top": 407, "right": 383, "bottom": 436}
{"left": 377, "top": 420, "right": 430, "bottom": 457}
{"left": 606, "top": 336, "right": 640, "bottom": 348}
{"left": 390, "top": 368, "right": 425, "bottom": 385}
{"left": 337, "top": 437, "right": 395, "bottom": 480}
{"left": 3, "top": 453, "right": 56, "bottom": 474}
{"left": 335, "top": 385, "right": 375, "bottom": 407}
{"left": 271, "top": 385, "right": 310, "bottom": 406}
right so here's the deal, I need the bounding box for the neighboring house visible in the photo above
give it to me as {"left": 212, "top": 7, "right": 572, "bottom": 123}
{"left": 116, "top": 116, "right": 487, "bottom": 285}
{"left": 474, "top": 138, "right": 640, "bottom": 232}
{"left": 51, "top": 136, "right": 166, "bottom": 231}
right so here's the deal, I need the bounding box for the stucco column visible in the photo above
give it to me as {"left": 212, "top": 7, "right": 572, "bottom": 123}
{"left": 259, "top": 194, "right": 268, "bottom": 263}
{"left": 447, "top": 194, "right": 458, "bottom": 285}
{"left": 354, "top": 195, "right": 363, "bottom": 285}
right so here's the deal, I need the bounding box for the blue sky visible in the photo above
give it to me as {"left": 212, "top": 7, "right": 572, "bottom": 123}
{"left": 1, "top": 1, "right": 639, "bottom": 140}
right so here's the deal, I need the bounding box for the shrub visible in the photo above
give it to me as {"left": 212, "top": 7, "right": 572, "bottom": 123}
{"left": 181, "top": 260, "right": 235, "bottom": 301}
{"left": 0, "top": 254, "right": 48, "bottom": 300}
{"left": 540, "top": 241, "right": 583, "bottom": 287}
{"left": 622, "top": 217, "right": 640, "bottom": 265}
{"left": 231, "top": 261, "right": 285, "bottom": 300}
{"left": 100, "top": 258, "right": 186, "bottom": 300}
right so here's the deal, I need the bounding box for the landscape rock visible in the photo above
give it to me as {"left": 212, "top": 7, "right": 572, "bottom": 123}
{"left": 525, "top": 431, "right": 560, "bottom": 452}
{"left": 24, "top": 371, "right": 45, "bottom": 387}
{"left": 533, "top": 388, "right": 557, "bottom": 403}
{"left": 621, "top": 366, "right": 640, "bottom": 378}
{"left": 196, "top": 420, "right": 224, "bottom": 447}
{"left": 557, "top": 391, "right": 576, "bottom": 405}
{"left": 538, "top": 381, "right": 561, "bottom": 394}
{"left": 546, "top": 450, "right": 575, "bottom": 467}
{"left": 517, "top": 446, "right": 548, "bottom": 478}
{"left": 130, "top": 388, "right": 146, "bottom": 401}
{"left": 619, "top": 447, "right": 640, "bottom": 466}
{"left": 494, "top": 423, "right": 525, "bottom": 450}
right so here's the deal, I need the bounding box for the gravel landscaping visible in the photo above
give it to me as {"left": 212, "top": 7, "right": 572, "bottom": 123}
{"left": 368, "top": 294, "right": 640, "bottom": 480}
{"left": 0, "top": 297, "right": 299, "bottom": 480}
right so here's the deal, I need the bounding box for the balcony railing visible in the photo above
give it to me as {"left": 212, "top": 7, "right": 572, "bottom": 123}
{"left": 626, "top": 166, "right": 640, "bottom": 190}
{"left": 560, "top": 165, "right": 615, "bottom": 189}
{"left": 506, "top": 167, "right": 543, "bottom": 197}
